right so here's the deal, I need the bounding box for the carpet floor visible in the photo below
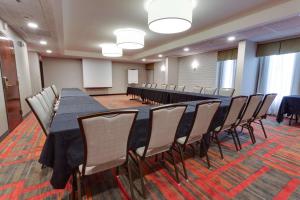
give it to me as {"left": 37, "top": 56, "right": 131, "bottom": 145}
{"left": 0, "top": 95, "right": 299, "bottom": 199}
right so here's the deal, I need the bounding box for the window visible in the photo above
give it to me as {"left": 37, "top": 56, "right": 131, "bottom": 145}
{"left": 218, "top": 60, "right": 237, "bottom": 88}
{"left": 258, "top": 53, "right": 296, "bottom": 114}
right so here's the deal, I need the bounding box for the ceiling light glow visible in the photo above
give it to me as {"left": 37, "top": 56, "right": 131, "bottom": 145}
{"left": 184, "top": 47, "right": 190, "bottom": 52}
{"left": 227, "top": 36, "right": 236, "bottom": 41}
{"left": 40, "top": 40, "right": 47, "bottom": 45}
{"left": 100, "top": 43, "right": 123, "bottom": 57}
{"left": 142, "top": 58, "right": 146, "bottom": 62}
{"left": 0, "top": 36, "right": 10, "bottom": 41}
{"left": 148, "top": 0, "right": 193, "bottom": 34}
{"left": 114, "top": 28, "right": 145, "bottom": 49}
{"left": 158, "top": 54, "right": 163, "bottom": 58}
{"left": 46, "top": 50, "right": 52, "bottom": 54}
{"left": 27, "top": 22, "right": 38, "bottom": 29}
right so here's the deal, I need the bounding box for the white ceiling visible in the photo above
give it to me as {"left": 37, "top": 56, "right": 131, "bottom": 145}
{"left": 0, "top": 0, "right": 300, "bottom": 63}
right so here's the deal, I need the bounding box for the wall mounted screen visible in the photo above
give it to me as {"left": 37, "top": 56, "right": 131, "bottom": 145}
{"left": 128, "top": 69, "right": 138, "bottom": 84}
{"left": 82, "top": 59, "right": 112, "bottom": 88}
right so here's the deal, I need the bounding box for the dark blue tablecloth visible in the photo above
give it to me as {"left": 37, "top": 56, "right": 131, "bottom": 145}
{"left": 40, "top": 88, "right": 230, "bottom": 189}
{"left": 276, "top": 95, "right": 300, "bottom": 123}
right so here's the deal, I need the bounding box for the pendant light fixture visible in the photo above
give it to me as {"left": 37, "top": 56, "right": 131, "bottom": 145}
{"left": 147, "top": 0, "right": 193, "bottom": 34}
{"left": 100, "top": 43, "right": 123, "bottom": 57}
{"left": 114, "top": 28, "right": 145, "bottom": 49}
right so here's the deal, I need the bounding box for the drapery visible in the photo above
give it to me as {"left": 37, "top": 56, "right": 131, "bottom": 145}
{"left": 217, "top": 60, "right": 237, "bottom": 89}
{"left": 257, "top": 53, "right": 300, "bottom": 114}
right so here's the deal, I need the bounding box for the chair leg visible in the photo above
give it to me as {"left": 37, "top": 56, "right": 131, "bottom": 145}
{"left": 214, "top": 133, "right": 224, "bottom": 159}
{"left": 229, "top": 130, "right": 239, "bottom": 151}
{"left": 127, "top": 159, "right": 135, "bottom": 200}
{"left": 137, "top": 158, "right": 146, "bottom": 198}
{"left": 202, "top": 141, "right": 211, "bottom": 169}
{"left": 259, "top": 120, "right": 267, "bottom": 138}
{"left": 289, "top": 114, "right": 294, "bottom": 126}
{"left": 178, "top": 145, "right": 188, "bottom": 180}
{"left": 76, "top": 172, "right": 82, "bottom": 200}
{"left": 169, "top": 150, "right": 180, "bottom": 184}
{"left": 247, "top": 124, "right": 256, "bottom": 144}
{"left": 234, "top": 128, "right": 242, "bottom": 150}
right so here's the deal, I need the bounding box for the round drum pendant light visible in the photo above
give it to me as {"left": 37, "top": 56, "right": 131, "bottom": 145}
{"left": 148, "top": 0, "right": 193, "bottom": 34}
{"left": 114, "top": 28, "right": 145, "bottom": 49}
{"left": 100, "top": 43, "right": 123, "bottom": 57}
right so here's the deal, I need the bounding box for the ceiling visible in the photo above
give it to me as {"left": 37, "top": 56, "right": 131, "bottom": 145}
{"left": 0, "top": 0, "right": 300, "bottom": 63}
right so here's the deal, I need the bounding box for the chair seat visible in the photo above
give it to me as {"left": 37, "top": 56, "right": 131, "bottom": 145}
{"left": 136, "top": 145, "right": 171, "bottom": 157}
{"left": 177, "top": 137, "right": 186, "bottom": 144}
{"left": 79, "top": 158, "right": 125, "bottom": 176}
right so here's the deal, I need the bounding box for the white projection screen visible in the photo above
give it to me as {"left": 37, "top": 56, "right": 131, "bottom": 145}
{"left": 82, "top": 59, "right": 112, "bottom": 88}
{"left": 128, "top": 69, "right": 138, "bottom": 84}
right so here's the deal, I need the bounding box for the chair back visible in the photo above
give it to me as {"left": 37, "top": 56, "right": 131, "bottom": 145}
{"left": 239, "top": 94, "right": 263, "bottom": 123}
{"left": 41, "top": 90, "right": 53, "bottom": 109}
{"left": 218, "top": 88, "right": 235, "bottom": 97}
{"left": 144, "top": 105, "right": 187, "bottom": 157}
{"left": 201, "top": 87, "right": 217, "bottom": 95}
{"left": 255, "top": 93, "right": 277, "bottom": 119}
{"left": 36, "top": 93, "right": 52, "bottom": 114}
{"left": 146, "top": 83, "right": 152, "bottom": 88}
{"left": 26, "top": 96, "right": 51, "bottom": 135}
{"left": 51, "top": 85, "right": 59, "bottom": 98}
{"left": 175, "top": 85, "right": 185, "bottom": 92}
{"left": 192, "top": 86, "right": 203, "bottom": 93}
{"left": 186, "top": 101, "right": 221, "bottom": 144}
{"left": 161, "top": 84, "right": 167, "bottom": 89}
{"left": 44, "top": 87, "right": 56, "bottom": 104}
{"left": 151, "top": 83, "right": 157, "bottom": 88}
{"left": 168, "top": 84, "right": 176, "bottom": 90}
{"left": 78, "top": 110, "right": 138, "bottom": 175}
{"left": 222, "top": 96, "right": 248, "bottom": 129}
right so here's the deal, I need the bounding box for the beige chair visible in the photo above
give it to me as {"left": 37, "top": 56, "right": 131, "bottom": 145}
{"left": 201, "top": 87, "right": 217, "bottom": 95}
{"left": 26, "top": 96, "right": 51, "bottom": 136}
{"left": 141, "top": 83, "right": 146, "bottom": 87}
{"left": 175, "top": 85, "right": 185, "bottom": 92}
{"left": 235, "top": 94, "right": 264, "bottom": 147}
{"left": 212, "top": 96, "right": 248, "bottom": 159}
{"left": 130, "top": 104, "right": 187, "bottom": 198}
{"left": 168, "top": 84, "right": 176, "bottom": 90}
{"left": 218, "top": 88, "right": 235, "bottom": 97}
{"left": 36, "top": 93, "right": 53, "bottom": 117}
{"left": 44, "top": 87, "right": 56, "bottom": 105}
{"left": 41, "top": 90, "right": 54, "bottom": 111}
{"left": 192, "top": 86, "right": 203, "bottom": 93}
{"left": 76, "top": 110, "right": 138, "bottom": 200}
{"left": 161, "top": 84, "right": 167, "bottom": 89}
{"left": 151, "top": 83, "right": 157, "bottom": 88}
{"left": 146, "top": 83, "right": 152, "bottom": 88}
{"left": 51, "top": 84, "right": 59, "bottom": 98}
{"left": 175, "top": 100, "right": 221, "bottom": 180}
{"left": 251, "top": 93, "right": 277, "bottom": 138}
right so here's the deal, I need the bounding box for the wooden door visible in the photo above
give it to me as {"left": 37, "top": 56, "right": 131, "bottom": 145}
{"left": 0, "top": 36, "right": 22, "bottom": 131}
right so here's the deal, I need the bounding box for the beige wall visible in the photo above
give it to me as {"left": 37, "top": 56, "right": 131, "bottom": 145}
{"left": 0, "top": 19, "right": 32, "bottom": 136}
{"left": 154, "top": 61, "right": 166, "bottom": 86}
{"left": 42, "top": 57, "right": 147, "bottom": 95}
{"left": 28, "top": 52, "right": 42, "bottom": 95}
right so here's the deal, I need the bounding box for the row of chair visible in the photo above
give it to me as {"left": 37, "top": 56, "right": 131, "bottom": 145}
{"left": 26, "top": 85, "right": 59, "bottom": 136}
{"left": 73, "top": 93, "right": 276, "bottom": 199}
{"left": 141, "top": 83, "right": 235, "bottom": 97}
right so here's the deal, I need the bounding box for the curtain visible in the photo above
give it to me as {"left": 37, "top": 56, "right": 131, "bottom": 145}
{"left": 218, "top": 60, "right": 237, "bottom": 88}
{"left": 257, "top": 53, "right": 300, "bottom": 114}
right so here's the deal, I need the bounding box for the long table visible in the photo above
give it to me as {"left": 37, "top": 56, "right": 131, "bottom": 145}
{"left": 40, "top": 88, "right": 231, "bottom": 189}
{"left": 276, "top": 95, "right": 300, "bottom": 123}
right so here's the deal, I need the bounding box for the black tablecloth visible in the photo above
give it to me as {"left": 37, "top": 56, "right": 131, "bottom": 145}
{"left": 40, "top": 88, "right": 230, "bottom": 189}
{"left": 276, "top": 95, "right": 300, "bottom": 123}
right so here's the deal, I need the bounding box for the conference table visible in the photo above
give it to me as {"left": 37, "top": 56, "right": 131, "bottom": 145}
{"left": 40, "top": 88, "right": 231, "bottom": 189}
{"left": 276, "top": 95, "right": 300, "bottom": 124}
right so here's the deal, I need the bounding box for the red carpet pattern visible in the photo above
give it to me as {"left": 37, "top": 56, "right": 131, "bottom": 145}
{"left": 0, "top": 113, "right": 299, "bottom": 199}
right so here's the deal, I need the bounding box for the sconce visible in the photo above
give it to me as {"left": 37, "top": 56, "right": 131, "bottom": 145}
{"left": 191, "top": 60, "right": 199, "bottom": 71}
{"left": 161, "top": 64, "right": 166, "bottom": 72}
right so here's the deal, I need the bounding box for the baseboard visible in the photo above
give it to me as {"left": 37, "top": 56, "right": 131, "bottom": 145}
{"left": 0, "top": 130, "right": 9, "bottom": 143}
{"left": 90, "top": 93, "right": 126, "bottom": 97}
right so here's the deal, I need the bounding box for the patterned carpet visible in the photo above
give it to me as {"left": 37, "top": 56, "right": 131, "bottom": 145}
{"left": 0, "top": 95, "right": 299, "bottom": 199}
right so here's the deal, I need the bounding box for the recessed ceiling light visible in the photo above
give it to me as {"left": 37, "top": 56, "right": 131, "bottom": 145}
{"left": 142, "top": 58, "right": 146, "bottom": 62}
{"left": 46, "top": 50, "right": 52, "bottom": 54}
{"left": 184, "top": 47, "right": 190, "bottom": 52}
{"left": 158, "top": 54, "right": 163, "bottom": 58}
{"left": 227, "top": 36, "right": 236, "bottom": 41}
{"left": 27, "top": 22, "right": 38, "bottom": 29}
{"left": 40, "top": 40, "right": 47, "bottom": 45}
